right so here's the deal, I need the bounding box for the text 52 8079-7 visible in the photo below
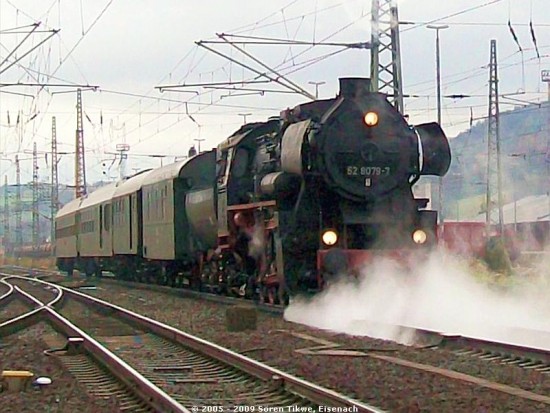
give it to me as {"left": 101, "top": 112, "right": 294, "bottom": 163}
{"left": 345, "top": 166, "right": 390, "bottom": 176}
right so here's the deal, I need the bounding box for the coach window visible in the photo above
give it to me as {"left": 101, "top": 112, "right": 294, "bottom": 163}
{"left": 99, "top": 206, "right": 103, "bottom": 232}
{"left": 99, "top": 206, "right": 104, "bottom": 248}
{"left": 154, "top": 189, "right": 158, "bottom": 220}
{"left": 152, "top": 189, "right": 156, "bottom": 220}
{"left": 104, "top": 204, "right": 111, "bottom": 231}
{"left": 162, "top": 186, "right": 167, "bottom": 220}
{"left": 160, "top": 188, "right": 164, "bottom": 220}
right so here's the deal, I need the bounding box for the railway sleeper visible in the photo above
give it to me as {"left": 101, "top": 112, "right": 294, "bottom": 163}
{"left": 518, "top": 361, "right": 543, "bottom": 368}
{"left": 54, "top": 353, "right": 148, "bottom": 409}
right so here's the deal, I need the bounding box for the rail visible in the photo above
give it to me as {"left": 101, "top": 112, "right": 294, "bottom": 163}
{"left": 25, "top": 275, "right": 380, "bottom": 412}
{"left": 0, "top": 274, "right": 189, "bottom": 413}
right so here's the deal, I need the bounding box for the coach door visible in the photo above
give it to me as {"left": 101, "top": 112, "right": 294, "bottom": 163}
{"left": 104, "top": 203, "right": 111, "bottom": 254}
{"left": 99, "top": 203, "right": 112, "bottom": 254}
{"left": 99, "top": 205, "right": 103, "bottom": 250}
{"left": 129, "top": 195, "right": 134, "bottom": 251}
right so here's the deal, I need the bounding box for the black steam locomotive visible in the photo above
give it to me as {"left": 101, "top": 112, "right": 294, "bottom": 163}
{"left": 56, "top": 77, "right": 450, "bottom": 303}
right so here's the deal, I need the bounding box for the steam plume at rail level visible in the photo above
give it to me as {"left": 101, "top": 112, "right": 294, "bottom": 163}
{"left": 285, "top": 248, "right": 550, "bottom": 348}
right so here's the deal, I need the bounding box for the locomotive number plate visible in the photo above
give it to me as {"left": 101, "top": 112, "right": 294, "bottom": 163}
{"left": 346, "top": 166, "right": 390, "bottom": 176}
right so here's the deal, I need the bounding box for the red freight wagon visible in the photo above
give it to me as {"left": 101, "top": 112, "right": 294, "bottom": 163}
{"left": 438, "top": 221, "right": 487, "bottom": 257}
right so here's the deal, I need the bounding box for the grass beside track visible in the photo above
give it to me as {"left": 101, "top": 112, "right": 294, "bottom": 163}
{"left": 0, "top": 255, "right": 56, "bottom": 270}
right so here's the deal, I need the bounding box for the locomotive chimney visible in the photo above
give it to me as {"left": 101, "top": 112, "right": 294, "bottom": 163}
{"left": 339, "top": 77, "right": 371, "bottom": 99}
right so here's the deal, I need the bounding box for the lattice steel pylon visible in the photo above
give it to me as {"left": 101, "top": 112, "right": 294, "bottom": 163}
{"left": 51, "top": 116, "right": 59, "bottom": 244}
{"left": 485, "top": 39, "right": 504, "bottom": 236}
{"left": 75, "top": 89, "right": 87, "bottom": 198}
{"left": 370, "top": 0, "right": 404, "bottom": 114}
{"left": 15, "top": 155, "right": 22, "bottom": 248}
{"left": 32, "top": 142, "right": 39, "bottom": 247}
{"left": 3, "top": 176, "right": 9, "bottom": 251}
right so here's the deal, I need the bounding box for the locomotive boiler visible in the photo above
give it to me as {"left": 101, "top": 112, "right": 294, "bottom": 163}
{"left": 56, "top": 77, "right": 451, "bottom": 303}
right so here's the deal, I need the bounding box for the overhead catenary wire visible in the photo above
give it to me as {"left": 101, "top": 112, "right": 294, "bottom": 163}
{"left": 115, "top": 2, "right": 372, "bottom": 154}
{"left": 89, "top": 0, "right": 312, "bottom": 134}
{"left": 529, "top": 0, "right": 541, "bottom": 59}
{"left": 2, "top": 0, "right": 549, "bottom": 185}
{"left": 1, "top": 0, "right": 115, "bottom": 165}
{"left": 96, "top": 0, "right": 372, "bottom": 148}
{"left": 93, "top": 0, "right": 545, "bottom": 157}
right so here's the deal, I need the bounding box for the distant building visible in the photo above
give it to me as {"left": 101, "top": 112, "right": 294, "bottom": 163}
{"left": 413, "top": 180, "right": 432, "bottom": 210}
{"left": 473, "top": 194, "right": 550, "bottom": 224}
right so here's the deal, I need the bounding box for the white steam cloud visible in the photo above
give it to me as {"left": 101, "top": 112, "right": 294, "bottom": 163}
{"left": 285, "top": 249, "right": 550, "bottom": 348}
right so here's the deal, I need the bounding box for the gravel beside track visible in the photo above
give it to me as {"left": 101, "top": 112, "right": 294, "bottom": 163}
{"left": 0, "top": 299, "right": 33, "bottom": 324}
{"left": 72, "top": 280, "right": 548, "bottom": 413}
{"left": 0, "top": 322, "right": 119, "bottom": 413}
{"left": 6, "top": 278, "right": 60, "bottom": 304}
{"left": 57, "top": 297, "right": 321, "bottom": 409}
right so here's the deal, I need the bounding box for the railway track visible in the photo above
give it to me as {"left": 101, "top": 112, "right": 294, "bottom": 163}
{"left": 20, "top": 265, "right": 286, "bottom": 314}
{"left": 344, "top": 321, "right": 550, "bottom": 375}
{"left": 286, "top": 328, "right": 550, "bottom": 403}
{"left": 0, "top": 276, "right": 41, "bottom": 327}
{"left": 51, "top": 272, "right": 550, "bottom": 371}
{"left": 0, "top": 270, "right": 380, "bottom": 413}
{"left": 95, "top": 275, "right": 285, "bottom": 315}
{"left": 437, "top": 330, "right": 550, "bottom": 375}
{"left": 4, "top": 265, "right": 550, "bottom": 411}
{"left": 6, "top": 265, "right": 550, "bottom": 349}
{"left": 1, "top": 275, "right": 182, "bottom": 412}
{"left": 5, "top": 265, "right": 550, "bottom": 371}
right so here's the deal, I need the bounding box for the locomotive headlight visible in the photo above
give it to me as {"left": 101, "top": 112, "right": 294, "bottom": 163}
{"left": 322, "top": 230, "right": 338, "bottom": 246}
{"left": 412, "top": 229, "right": 428, "bottom": 244}
{"left": 364, "top": 111, "right": 379, "bottom": 127}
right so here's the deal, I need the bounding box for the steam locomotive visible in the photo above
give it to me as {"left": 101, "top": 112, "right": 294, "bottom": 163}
{"left": 56, "top": 77, "right": 451, "bottom": 303}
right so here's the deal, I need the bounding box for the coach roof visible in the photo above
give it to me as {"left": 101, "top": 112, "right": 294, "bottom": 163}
{"left": 79, "top": 181, "right": 120, "bottom": 209}
{"left": 141, "top": 150, "right": 215, "bottom": 188}
{"left": 141, "top": 159, "right": 188, "bottom": 187}
{"left": 113, "top": 169, "right": 153, "bottom": 198}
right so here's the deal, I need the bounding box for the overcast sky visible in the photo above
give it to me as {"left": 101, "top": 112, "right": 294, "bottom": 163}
{"left": 0, "top": 0, "right": 549, "bottom": 186}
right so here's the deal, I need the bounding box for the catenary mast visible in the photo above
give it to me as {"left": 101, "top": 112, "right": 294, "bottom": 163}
{"left": 370, "top": 0, "right": 404, "bottom": 114}
{"left": 15, "top": 155, "right": 22, "bottom": 248}
{"left": 485, "top": 39, "right": 504, "bottom": 236}
{"left": 75, "top": 89, "right": 87, "bottom": 198}
{"left": 51, "top": 116, "right": 59, "bottom": 244}
{"left": 32, "top": 142, "right": 39, "bottom": 247}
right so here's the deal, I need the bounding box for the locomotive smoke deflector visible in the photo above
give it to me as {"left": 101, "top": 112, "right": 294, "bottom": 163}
{"left": 414, "top": 122, "right": 451, "bottom": 176}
